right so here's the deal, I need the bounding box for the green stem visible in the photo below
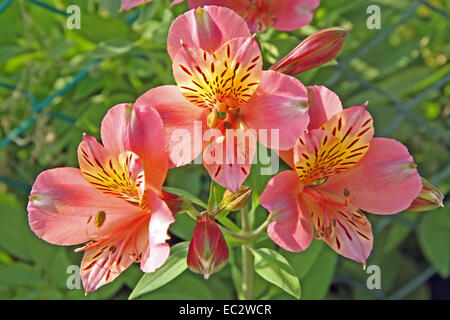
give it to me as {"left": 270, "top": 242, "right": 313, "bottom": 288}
{"left": 241, "top": 207, "right": 253, "bottom": 300}
{"left": 219, "top": 213, "right": 272, "bottom": 242}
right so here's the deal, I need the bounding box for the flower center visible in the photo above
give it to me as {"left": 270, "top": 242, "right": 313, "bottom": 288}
{"left": 173, "top": 38, "right": 262, "bottom": 112}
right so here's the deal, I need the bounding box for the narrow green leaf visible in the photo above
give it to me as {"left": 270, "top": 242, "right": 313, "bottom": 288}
{"left": 129, "top": 241, "right": 190, "bottom": 299}
{"left": 208, "top": 180, "right": 226, "bottom": 211}
{"left": 250, "top": 248, "right": 301, "bottom": 299}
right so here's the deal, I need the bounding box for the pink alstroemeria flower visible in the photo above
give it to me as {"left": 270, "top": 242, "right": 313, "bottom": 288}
{"left": 260, "top": 86, "right": 423, "bottom": 264}
{"left": 135, "top": 6, "right": 310, "bottom": 192}
{"left": 188, "top": 0, "right": 320, "bottom": 33}
{"left": 27, "top": 104, "right": 175, "bottom": 293}
{"left": 121, "top": 0, "right": 183, "bottom": 11}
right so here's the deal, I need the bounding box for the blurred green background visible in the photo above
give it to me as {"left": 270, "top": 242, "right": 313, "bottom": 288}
{"left": 0, "top": 0, "right": 448, "bottom": 300}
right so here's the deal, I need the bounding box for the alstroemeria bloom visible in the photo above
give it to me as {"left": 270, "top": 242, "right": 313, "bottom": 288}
{"left": 27, "top": 104, "right": 175, "bottom": 292}
{"left": 260, "top": 86, "right": 422, "bottom": 264}
{"left": 135, "top": 6, "right": 310, "bottom": 192}
{"left": 188, "top": 0, "right": 320, "bottom": 33}
{"left": 121, "top": 0, "right": 183, "bottom": 11}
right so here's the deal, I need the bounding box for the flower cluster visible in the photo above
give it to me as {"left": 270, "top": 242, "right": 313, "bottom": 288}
{"left": 27, "top": 3, "right": 443, "bottom": 293}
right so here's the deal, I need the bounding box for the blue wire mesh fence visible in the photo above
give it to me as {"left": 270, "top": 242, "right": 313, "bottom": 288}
{"left": 0, "top": 0, "right": 448, "bottom": 299}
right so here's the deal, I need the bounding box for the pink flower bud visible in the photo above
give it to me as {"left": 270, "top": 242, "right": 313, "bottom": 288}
{"left": 408, "top": 178, "right": 444, "bottom": 212}
{"left": 187, "top": 214, "right": 229, "bottom": 279}
{"left": 271, "top": 27, "right": 348, "bottom": 76}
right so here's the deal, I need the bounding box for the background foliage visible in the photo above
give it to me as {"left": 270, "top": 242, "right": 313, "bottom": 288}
{"left": 0, "top": 0, "right": 448, "bottom": 300}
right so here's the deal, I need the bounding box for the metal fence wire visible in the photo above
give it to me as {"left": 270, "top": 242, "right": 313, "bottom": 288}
{"left": 0, "top": 0, "right": 448, "bottom": 300}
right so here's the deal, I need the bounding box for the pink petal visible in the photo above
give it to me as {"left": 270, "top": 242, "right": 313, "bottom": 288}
{"left": 140, "top": 190, "right": 175, "bottom": 273}
{"left": 135, "top": 86, "right": 209, "bottom": 167}
{"left": 203, "top": 128, "right": 257, "bottom": 192}
{"left": 188, "top": 0, "right": 248, "bottom": 13}
{"left": 318, "top": 138, "right": 422, "bottom": 215}
{"left": 129, "top": 104, "right": 169, "bottom": 193}
{"left": 120, "top": 0, "right": 154, "bottom": 11}
{"left": 100, "top": 103, "right": 131, "bottom": 157}
{"left": 167, "top": 5, "right": 251, "bottom": 59}
{"left": 100, "top": 103, "right": 169, "bottom": 193}
{"left": 27, "top": 168, "right": 143, "bottom": 246}
{"left": 270, "top": 0, "right": 320, "bottom": 31}
{"left": 307, "top": 86, "right": 343, "bottom": 130}
{"left": 78, "top": 135, "right": 145, "bottom": 205}
{"left": 240, "top": 70, "right": 309, "bottom": 150}
{"left": 172, "top": 37, "right": 262, "bottom": 109}
{"left": 81, "top": 216, "right": 149, "bottom": 292}
{"left": 305, "top": 190, "right": 373, "bottom": 264}
{"left": 260, "top": 170, "right": 314, "bottom": 252}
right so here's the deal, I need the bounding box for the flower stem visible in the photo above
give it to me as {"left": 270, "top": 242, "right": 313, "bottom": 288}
{"left": 241, "top": 207, "right": 253, "bottom": 300}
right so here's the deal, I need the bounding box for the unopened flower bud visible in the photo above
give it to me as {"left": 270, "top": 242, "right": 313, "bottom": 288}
{"left": 408, "top": 178, "right": 444, "bottom": 212}
{"left": 187, "top": 214, "right": 229, "bottom": 279}
{"left": 270, "top": 27, "right": 348, "bottom": 76}
{"left": 219, "top": 186, "right": 252, "bottom": 211}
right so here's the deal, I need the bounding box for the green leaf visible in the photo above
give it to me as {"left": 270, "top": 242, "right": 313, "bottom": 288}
{"left": 208, "top": 180, "right": 226, "bottom": 211}
{"left": 282, "top": 240, "right": 338, "bottom": 299}
{"left": 298, "top": 243, "right": 338, "bottom": 299}
{"left": 282, "top": 239, "right": 324, "bottom": 279}
{"left": 250, "top": 248, "right": 301, "bottom": 299}
{"left": 0, "top": 262, "right": 40, "bottom": 286}
{"left": 417, "top": 209, "right": 450, "bottom": 277}
{"left": 129, "top": 241, "right": 190, "bottom": 299}
{"left": 169, "top": 212, "right": 196, "bottom": 241}
{"left": 135, "top": 272, "right": 215, "bottom": 300}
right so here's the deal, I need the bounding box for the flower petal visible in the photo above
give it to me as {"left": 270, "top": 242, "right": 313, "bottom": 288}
{"left": 307, "top": 86, "right": 343, "bottom": 130}
{"left": 140, "top": 190, "right": 175, "bottom": 273}
{"left": 188, "top": 0, "right": 248, "bottom": 13}
{"left": 27, "top": 167, "right": 144, "bottom": 246}
{"left": 260, "top": 170, "right": 313, "bottom": 252}
{"left": 318, "top": 138, "right": 422, "bottom": 214}
{"left": 304, "top": 190, "right": 373, "bottom": 264}
{"left": 172, "top": 37, "right": 262, "bottom": 109}
{"left": 121, "top": 0, "right": 154, "bottom": 11}
{"left": 78, "top": 135, "right": 145, "bottom": 205}
{"left": 100, "top": 103, "right": 169, "bottom": 193}
{"left": 168, "top": 5, "right": 251, "bottom": 59}
{"left": 294, "top": 106, "right": 374, "bottom": 184}
{"left": 203, "top": 128, "right": 257, "bottom": 192}
{"left": 240, "top": 70, "right": 309, "bottom": 150}
{"left": 134, "top": 86, "right": 209, "bottom": 167}
{"left": 270, "top": 0, "right": 320, "bottom": 31}
{"left": 81, "top": 216, "right": 149, "bottom": 292}
{"left": 129, "top": 104, "right": 169, "bottom": 193}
